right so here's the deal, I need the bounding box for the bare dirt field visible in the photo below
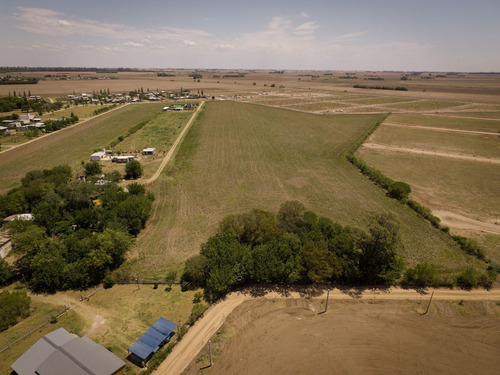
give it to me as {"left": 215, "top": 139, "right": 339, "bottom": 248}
{"left": 183, "top": 296, "right": 500, "bottom": 375}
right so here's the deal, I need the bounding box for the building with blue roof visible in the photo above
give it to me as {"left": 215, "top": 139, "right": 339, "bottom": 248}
{"left": 128, "top": 317, "right": 177, "bottom": 367}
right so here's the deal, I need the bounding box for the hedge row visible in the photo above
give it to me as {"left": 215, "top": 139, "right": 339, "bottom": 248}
{"left": 344, "top": 115, "right": 493, "bottom": 266}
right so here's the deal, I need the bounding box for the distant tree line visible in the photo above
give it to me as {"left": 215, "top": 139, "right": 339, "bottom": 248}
{"left": 0, "top": 76, "right": 38, "bottom": 85}
{"left": 353, "top": 85, "right": 408, "bottom": 91}
{"left": 0, "top": 67, "right": 152, "bottom": 73}
{"left": 0, "top": 94, "right": 64, "bottom": 114}
{"left": 0, "top": 165, "right": 153, "bottom": 292}
{"left": 182, "top": 202, "right": 405, "bottom": 301}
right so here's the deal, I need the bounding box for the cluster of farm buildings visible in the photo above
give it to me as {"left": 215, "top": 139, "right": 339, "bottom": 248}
{"left": 10, "top": 316, "right": 178, "bottom": 374}
{"left": 0, "top": 113, "right": 45, "bottom": 135}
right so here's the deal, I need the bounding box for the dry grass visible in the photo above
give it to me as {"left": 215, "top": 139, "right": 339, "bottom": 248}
{"left": 0, "top": 284, "right": 199, "bottom": 375}
{"left": 370, "top": 125, "right": 500, "bottom": 159}
{"left": 129, "top": 101, "right": 469, "bottom": 278}
{"left": 387, "top": 113, "right": 500, "bottom": 132}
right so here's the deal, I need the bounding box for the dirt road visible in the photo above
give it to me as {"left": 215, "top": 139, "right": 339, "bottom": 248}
{"left": 362, "top": 142, "right": 500, "bottom": 164}
{"left": 153, "top": 287, "right": 500, "bottom": 375}
{"left": 144, "top": 102, "right": 204, "bottom": 185}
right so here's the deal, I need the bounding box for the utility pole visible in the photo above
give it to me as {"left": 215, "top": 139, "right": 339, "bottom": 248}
{"left": 208, "top": 340, "right": 213, "bottom": 367}
{"left": 423, "top": 291, "right": 434, "bottom": 315}
{"left": 324, "top": 288, "right": 330, "bottom": 313}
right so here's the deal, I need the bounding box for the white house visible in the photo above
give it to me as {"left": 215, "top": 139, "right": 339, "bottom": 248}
{"left": 90, "top": 151, "right": 106, "bottom": 161}
{"left": 142, "top": 148, "right": 155, "bottom": 155}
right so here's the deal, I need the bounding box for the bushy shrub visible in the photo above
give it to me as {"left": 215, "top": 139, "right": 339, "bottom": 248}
{"left": 456, "top": 267, "right": 480, "bottom": 288}
{"left": 388, "top": 181, "right": 411, "bottom": 201}
{"left": 103, "top": 275, "right": 115, "bottom": 289}
{"left": 402, "top": 262, "right": 437, "bottom": 287}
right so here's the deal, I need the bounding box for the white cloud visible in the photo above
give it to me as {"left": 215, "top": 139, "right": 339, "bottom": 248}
{"left": 183, "top": 40, "right": 197, "bottom": 47}
{"left": 298, "top": 12, "right": 309, "bottom": 18}
{"left": 333, "top": 31, "right": 368, "bottom": 42}
{"left": 124, "top": 41, "right": 144, "bottom": 47}
{"left": 294, "top": 22, "right": 319, "bottom": 35}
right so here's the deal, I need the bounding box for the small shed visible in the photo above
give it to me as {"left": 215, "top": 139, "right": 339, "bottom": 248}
{"left": 128, "top": 317, "right": 177, "bottom": 367}
{"left": 90, "top": 151, "right": 106, "bottom": 161}
{"left": 142, "top": 148, "right": 155, "bottom": 155}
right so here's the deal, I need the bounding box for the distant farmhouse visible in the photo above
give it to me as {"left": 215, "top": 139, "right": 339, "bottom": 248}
{"left": 11, "top": 328, "right": 125, "bottom": 375}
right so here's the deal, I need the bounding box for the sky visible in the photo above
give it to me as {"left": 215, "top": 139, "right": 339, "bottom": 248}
{"left": 0, "top": 0, "right": 499, "bottom": 71}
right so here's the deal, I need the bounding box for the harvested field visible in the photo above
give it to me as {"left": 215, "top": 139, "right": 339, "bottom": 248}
{"left": 0, "top": 102, "right": 164, "bottom": 193}
{"left": 387, "top": 113, "right": 500, "bottom": 132}
{"left": 387, "top": 100, "right": 464, "bottom": 111}
{"left": 131, "top": 101, "right": 470, "bottom": 277}
{"left": 183, "top": 298, "right": 500, "bottom": 375}
{"left": 368, "top": 125, "right": 500, "bottom": 160}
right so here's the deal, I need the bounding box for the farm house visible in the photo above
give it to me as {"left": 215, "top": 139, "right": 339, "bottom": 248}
{"left": 142, "top": 148, "right": 155, "bottom": 155}
{"left": 11, "top": 328, "right": 125, "bottom": 375}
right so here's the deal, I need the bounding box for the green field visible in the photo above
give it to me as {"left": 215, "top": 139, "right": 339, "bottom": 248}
{"left": 0, "top": 102, "right": 164, "bottom": 193}
{"left": 129, "top": 101, "right": 471, "bottom": 278}
{"left": 371, "top": 125, "right": 500, "bottom": 159}
{"left": 284, "top": 102, "right": 350, "bottom": 112}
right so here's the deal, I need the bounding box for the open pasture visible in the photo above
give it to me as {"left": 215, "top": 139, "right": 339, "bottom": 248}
{"left": 130, "top": 101, "right": 470, "bottom": 277}
{"left": 0, "top": 102, "right": 165, "bottom": 193}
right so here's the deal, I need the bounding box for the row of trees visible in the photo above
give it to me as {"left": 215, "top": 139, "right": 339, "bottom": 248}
{"left": 0, "top": 165, "right": 152, "bottom": 292}
{"left": 182, "top": 201, "right": 405, "bottom": 301}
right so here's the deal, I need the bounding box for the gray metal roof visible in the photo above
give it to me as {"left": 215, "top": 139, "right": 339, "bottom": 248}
{"left": 11, "top": 328, "right": 125, "bottom": 375}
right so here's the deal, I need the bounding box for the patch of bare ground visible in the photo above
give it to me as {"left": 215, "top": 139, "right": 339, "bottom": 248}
{"left": 177, "top": 288, "right": 500, "bottom": 375}
{"left": 362, "top": 143, "right": 500, "bottom": 165}
{"left": 432, "top": 210, "right": 500, "bottom": 235}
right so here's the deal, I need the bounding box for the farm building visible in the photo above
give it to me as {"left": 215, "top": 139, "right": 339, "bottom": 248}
{"left": 128, "top": 317, "right": 177, "bottom": 367}
{"left": 11, "top": 328, "right": 125, "bottom": 375}
{"left": 162, "top": 106, "right": 170, "bottom": 111}
{"left": 112, "top": 155, "right": 135, "bottom": 163}
{"left": 90, "top": 151, "right": 106, "bottom": 161}
{"left": 142, "top": 148, "right": 155, "bottom": 155}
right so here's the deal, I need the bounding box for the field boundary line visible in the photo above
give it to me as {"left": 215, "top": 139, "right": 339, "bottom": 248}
{"left": 152, "top": 286, "right": 500, "bottom": 375}
{"left": 383, "top": 122, "right": 500, "bottom": 136}
{"left": 144, "top": 102, "right": 204, "bottom": 185}
{"left": 362, "top": 143, "right": 500, "bottom": 164}
{"left": 0, "top": 286, "right": 103, "bottom": 354}
{"left": 0, "top": 103, "right": 130, "bottom": 155}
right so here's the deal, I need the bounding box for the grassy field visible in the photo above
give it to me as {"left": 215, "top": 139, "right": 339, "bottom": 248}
{"left": 100, "top": 110, "right": 193, "bottom": 180}
{"left": 41, "top": 103, "right": 117, "bottom": 120}
{"left": 128, "top": 100, "right": 472, "bottom": 278}
{"left": 0, "top": 102, "right": 165, "bottom": 193}
{"left": 0, "top": 284, "right": 199, "bottom": 375}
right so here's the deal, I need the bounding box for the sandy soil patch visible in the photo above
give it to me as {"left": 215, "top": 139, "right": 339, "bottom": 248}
{"left": 433, "top": 210, "right": 500, "bottom": 235}
{"left": 184, "top": 298, "right": 500, "bottom": 375}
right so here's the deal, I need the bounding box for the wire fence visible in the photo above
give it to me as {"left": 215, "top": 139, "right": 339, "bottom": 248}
{"left": 0, "top": 286, "right": 103, "bottom": 355}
